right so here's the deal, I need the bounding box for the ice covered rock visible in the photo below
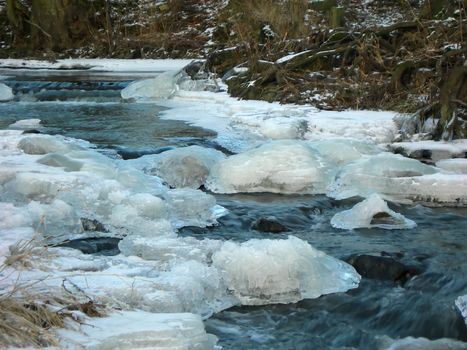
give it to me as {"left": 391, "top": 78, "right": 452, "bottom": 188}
{"left": 206, "top": 140, "right": 333, "bottom": 194}
{"left": 331, "top": 194, "right": 416, "bottom": 230}
{"left": 130, "top": 146, "right": 226, "bottom": 189}
{"left": 309, "top": 138, "right": 379, "bottom": 165}
{"left": 28, "top": 199, "right": 83, "bottom": 243}
{"left": 164, "top": 188, "right": 224, "bottom": 227}
{"left": 328, "top": 152, "right": 449, "bottom": 203}
{"left": 121, "top": 71, "right": 180, "bottom": 100}
{"left": 455, "top": 294, "right": 467, "bottom": 326}
{"left": 212, "top": 236, "right": 360, "bottom": 305}
{"left": 436, "top": 159, "right": 467, "bottom": 174}
{"left": 119, "top": 235, "right": 221, "bottom": 265}
{"left": 58, "top": 311, "right": 218, "bottom": 350}
{"left": 18, "top": 135, "right": 84, "bottom": 155}
{"left": 389, "top": 140, "right": 467, "bottom": 162}
{"left": 37, "top": 153, "right": 84, "bottom": 172}
{"left": 8, "top": 118, "right": 42, "bottom": 130}
{"left": 0, "top": 82, "right": 14, "bottom": 101}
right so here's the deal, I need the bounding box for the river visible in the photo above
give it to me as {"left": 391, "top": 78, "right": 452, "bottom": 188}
{"left": 0, "top": 68, "right": 465, "bottom": 349}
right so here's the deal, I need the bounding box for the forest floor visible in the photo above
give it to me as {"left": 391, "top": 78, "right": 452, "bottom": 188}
{"left": 0, "top": 0, "right": 465, "bottom": 139}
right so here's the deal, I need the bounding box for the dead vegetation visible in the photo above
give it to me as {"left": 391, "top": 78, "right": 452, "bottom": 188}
{"left": 0, "top": 234, "right": 105, "bottom": 348}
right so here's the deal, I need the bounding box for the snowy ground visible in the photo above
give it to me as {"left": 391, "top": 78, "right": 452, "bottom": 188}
{"left": 0, "top": 59, "right": 466, "bottom": 349}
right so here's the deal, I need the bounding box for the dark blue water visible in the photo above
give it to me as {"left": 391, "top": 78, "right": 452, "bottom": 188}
{"left": 1, "top": 76, "right": 465, "bottom": 349}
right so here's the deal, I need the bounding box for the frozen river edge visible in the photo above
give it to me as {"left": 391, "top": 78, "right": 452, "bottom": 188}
{"left": 0, "top": 59, "right": 466, "bottom": 349}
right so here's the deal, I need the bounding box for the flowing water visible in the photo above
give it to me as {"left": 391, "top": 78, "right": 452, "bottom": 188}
{"left": 0, "top": 75, "right": 466, "bottom": 349}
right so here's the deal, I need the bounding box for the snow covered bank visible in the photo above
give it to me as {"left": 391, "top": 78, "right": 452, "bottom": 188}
{"left": 0, "top": 58, "right": 194, "bottom": 72}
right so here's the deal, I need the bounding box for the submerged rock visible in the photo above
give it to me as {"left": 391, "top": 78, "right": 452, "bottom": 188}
{"left": 58, "top": 237, "right": 121, "bottom": 256}
{"left": 251, "top": 216, "right": 289, "bottom": 233}
{"left": 81, "top": 218, "right": 109, "bottom": 233}
{"left": 347, "top": 254, "right": 419, "bottom": 284}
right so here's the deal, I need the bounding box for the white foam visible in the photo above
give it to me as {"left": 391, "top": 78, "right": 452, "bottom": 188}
{"left": 8, "top": 118, "right": 41, "bottom": 130}
{"left": 455, "top": 294, "right": 467, "bottom": 326}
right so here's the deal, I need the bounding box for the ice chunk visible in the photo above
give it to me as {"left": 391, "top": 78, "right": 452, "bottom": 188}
{"left": 121, "top": 71, "right": 179, "bottom": 100}
{"left": 329, "top": 153, "right": 437, "bottom": 200}
{"left": 206, "top": 140, "right": 333, "bottom": 194}
{"left": 18, "top": 135, "right": 83, "bottom": 155}
{"left": 212, "top": 236, "right": 360, "bottom": 305}
{"left": 164, "top": 188, "right": 221, "bottom": 227}
{"left": 331, "top": 194, "right": 416, "bottom": 230}
{"left": 58, "top": 311, "right": 218, "bottom": 350}
{"left": 0, "top": 82, "right": 14, "bottom": 101}
{"left": 456, "top": 294, "right": 467, "bottom": 326}
{"left": 119, "top": 235, "right": 221, "bottom": 265}
{"left": 436, "top": 158, "right": 467, "bottom": 174}
{"left": 309, "top": 138, "right": 379, "bottom": 165}
{"left": 131, "top": 146, "right": 226, "bottom": 189}
{"left": 37, "top": 153, "right": 84, "bottom": 172}
{"left": 8, "top": 118, "right": 41, "bottom": 130}
{"left": 28, "top": 199, "right": 83, "bottom": 243}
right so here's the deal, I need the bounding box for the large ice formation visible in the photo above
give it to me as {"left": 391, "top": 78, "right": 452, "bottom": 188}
{"left": 212, "top": 236, "right": 361, "bottom": 305}
{"left": 206, "top": 140, "right": 333, "bottom": 194}
{"left": 130, "top": 146, "right": 226, "bottom": 188}
{"left": 0, "top": 82, "right": 14, "bottom": 101}
{"left": 389, "top": 140, "right": 467, "bottom": 162}
{"left": 331, "top": 194, "right": 416, "bottom": 230}
{"left": 436, "top": 159, "right": 467, "bottom": 174}
{"left": 58, "top": 311, "right": 218, "bottom": 350}
{"left": 328, "top": 153, "right": 467, "bottom": 205}
{"left": 309, "top": 138, "right": 379, "bottom": 165}
{"left": 455, "top": 294, "right": 467, "bottom": 326}
{"left": 121, "top": 71, "right": 180, "bottom": 100}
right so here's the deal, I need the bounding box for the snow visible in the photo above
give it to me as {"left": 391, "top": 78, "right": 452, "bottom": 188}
{"left": 0, "top": 82, "right": 14, "bottom": 101}
{"left": 205, "top": 140, "right": 333, "bottom": 194}
{"left": 129, "top": 145, "right": 226, "bottom": 189}
{"left": 436, "top": 158, "right": 467, "bottom": 174}
{"left": 211, "top": 236, "right": 361, "bottom": 304}
{"left": 57, "top": 311, "right": 218, "bottom": 350}
{"left": 331, "top": 194, "right": 416, "bottom": 230}
{"left": 0, "top": 58, "right": 194, "bottom": 72}
{"left": 390, "top": 140, "right": 467, "bottom": 161}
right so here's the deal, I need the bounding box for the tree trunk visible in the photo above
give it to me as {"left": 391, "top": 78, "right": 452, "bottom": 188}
{"left": 30, "top": 0, "right": 100, "bottom": 51}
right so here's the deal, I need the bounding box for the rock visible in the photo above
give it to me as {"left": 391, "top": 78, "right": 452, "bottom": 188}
{"left": 251, "top": 216, "right": 289, "bottom": 233}
{"left": 347, "top": 254, "right": 419, "bottom": 284}
{"left": 22, "top": 129, "right": 43, "bottom": 134}
{"left": 57, "top": 237, "right": 121, "bottom": 256}
{"left": 81, "top": 218, "right": 109, "bottom": 233}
